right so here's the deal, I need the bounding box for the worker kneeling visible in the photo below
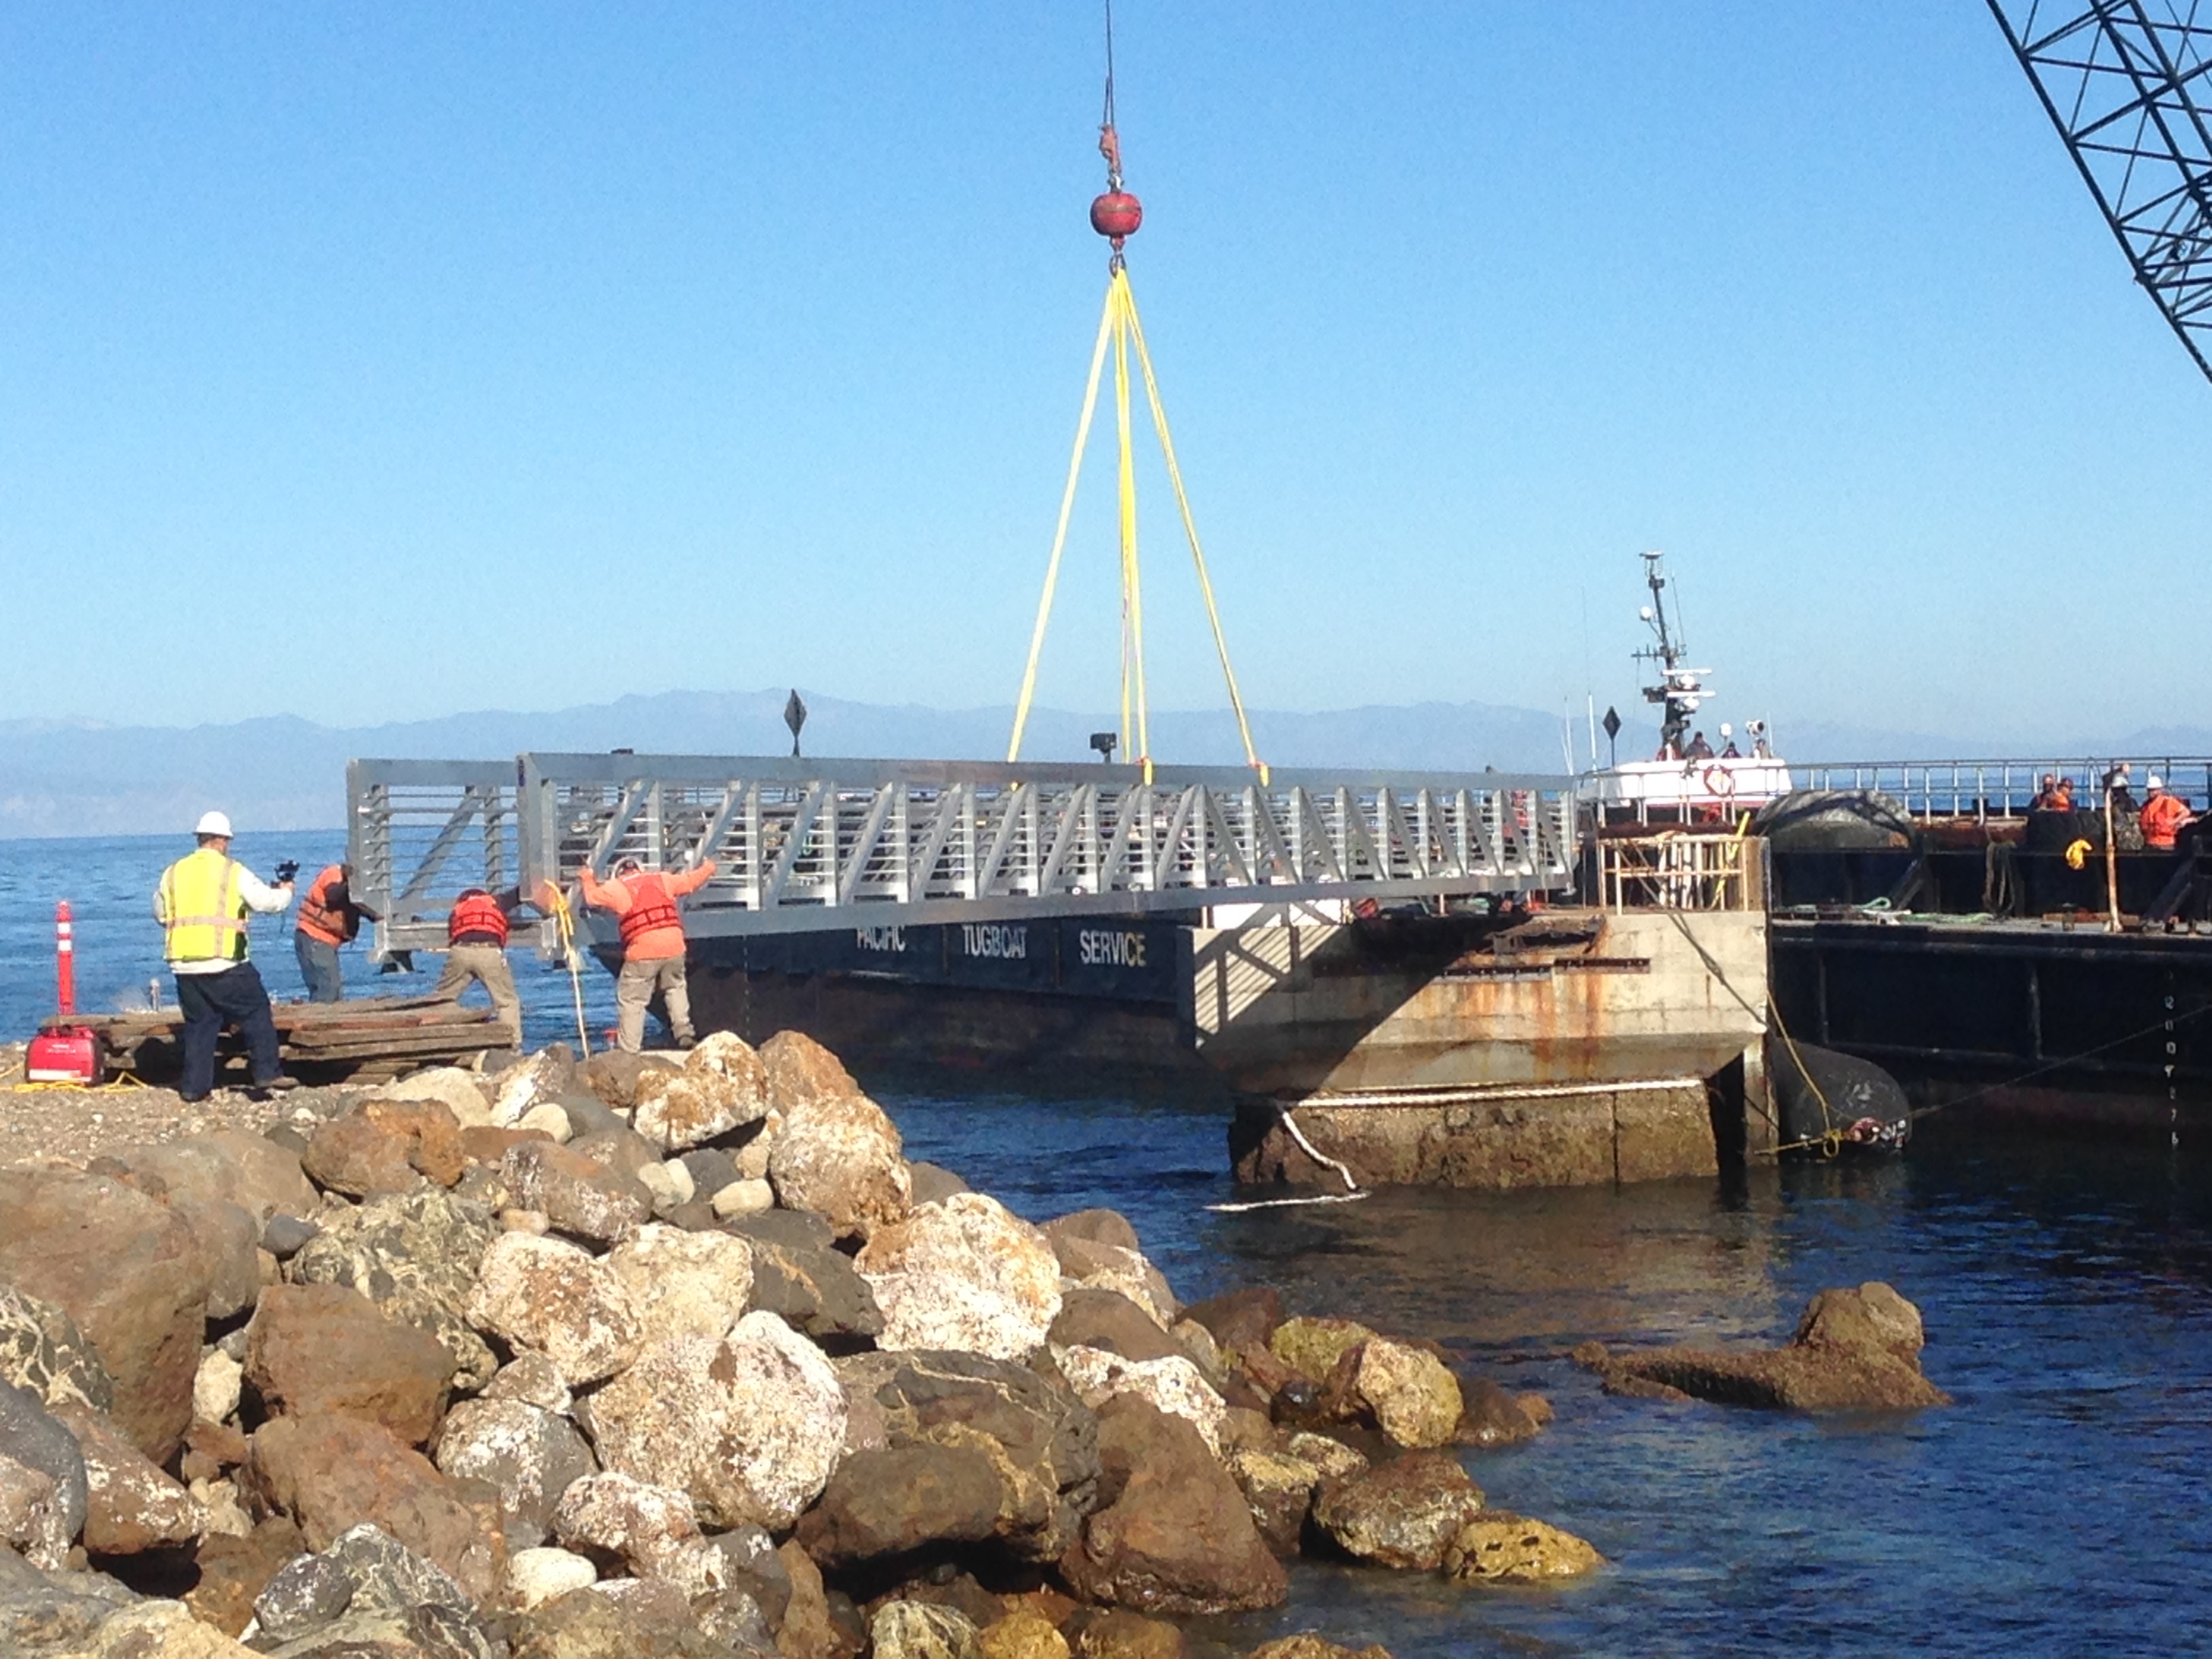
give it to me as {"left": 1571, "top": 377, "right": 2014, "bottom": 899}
{"left": 154, "top": 811, "right": 297, "bottom": 1104}
{"left": 581, "top": 855, "right": 718, "bottom": 1052}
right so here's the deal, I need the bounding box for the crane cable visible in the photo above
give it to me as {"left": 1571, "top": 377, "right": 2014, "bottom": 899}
{"left": 1006, "top": 0, "right": 1268, "bottom": 785}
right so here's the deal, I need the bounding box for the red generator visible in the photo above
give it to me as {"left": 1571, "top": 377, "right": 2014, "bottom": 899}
{"left": 26, "top": 899, "right": 102, "bottom": 1085}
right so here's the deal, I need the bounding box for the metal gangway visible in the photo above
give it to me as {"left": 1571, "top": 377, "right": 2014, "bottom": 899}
{"left": 346, "top": 754, "right": 1582, "bottom": 960}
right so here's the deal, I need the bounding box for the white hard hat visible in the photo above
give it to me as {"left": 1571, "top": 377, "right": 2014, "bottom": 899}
{"left": 195, "top": 811, "right": 234, "bottom": 838}
{"left": 2149, "top": 774, "right": 2164, "bottom": 790}
{"left": 1719, "top": 722, "right": 1732, "bottom": 736}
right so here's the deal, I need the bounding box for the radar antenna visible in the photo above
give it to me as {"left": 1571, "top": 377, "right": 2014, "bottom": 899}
{"left": 1633, "top": 551, "right": 1712, "bottom": 759}
{"left": 1986, "top": 1, "right": 2212, "bottom": 384}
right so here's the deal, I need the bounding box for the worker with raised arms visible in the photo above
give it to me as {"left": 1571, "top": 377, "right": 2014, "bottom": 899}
{"left": 292, "top": 861, "right": 380, "bottom": 1002}
{"left": 153, "top": 811, "right": 298, "bottom": 1103}
{"left": 579, "top": 855, "right": 718, "bottom": 1052}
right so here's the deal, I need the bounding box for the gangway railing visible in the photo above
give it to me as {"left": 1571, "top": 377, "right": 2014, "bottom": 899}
{"left": 1789, "top": 758, "right": 2212, "bottom": 823}
{"left": 344, "top": 754, "right": 1583, "bottom": 958}
{"left": 346, "top": 758, "right": 526, "bottom": 960}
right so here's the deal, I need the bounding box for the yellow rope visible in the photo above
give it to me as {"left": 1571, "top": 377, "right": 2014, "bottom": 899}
{"left": 1112, "top": 270, "right": 1152, "bottom": 779}
{"left": 542, "top": 883, "right": 592, "bottom": 1057}
{"left": 1122, "top": 278, "right": 1267, "bottom": 783}
{"left": 1008, "top": 281, "right": 1119, "bottom": 764}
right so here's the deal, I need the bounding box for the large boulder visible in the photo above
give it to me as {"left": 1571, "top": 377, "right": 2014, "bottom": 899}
{"left": 1042, "top": 1214, "right": 1175, "bottom": 1328}
{"left": 1067, "top": 1610, "right": 1184, "bottom": 1659}
{"left": 0, "top": 1283, "right": 115, "bottom": 1414}
{"left": 551, "top": 1471, "right": 700, "bottom": 1578}
{"left": 1442, "top": 1513, "right": 1604, "bottom": 1583}
{"left": 0, "top": 1382, "right": 85, "bottom": 1568}
{"left": 579, "top": 1311, "right": 845, "bottom": 1531}
{"left": 1224, "top": 1448, "right": 1322, "bottom": 1558}
{"left": 760, "top": 1029, "right": 861, "bottom": 1114}
{"left": 508, "top": 1582, "right": 732, "bottom": 1659}
{"left": 857, "top": 1193, "right": 1062, "bottom": 1361}
{"left": 1310, "top": 1450, "right": 1486, "bottom": 1571}
{"left": 251, "top": 1520, "right": 493, "bottom": 1654}
{"left": 1269, "top": 1319, "right": 1376, "bottom": 1387}
{"left": 1054, "top": 1348, "right": 1227, "bottom": 1458}
{"left": 1181, "top": 1289, "right": 1282, "bottom": 1357}
{"left": 374, "top": 1067, "right": 495, "bottom": 1128}
{"left": 797, "top": 1442, "right": 1004, "bottom": 1568}
{"left": 581, "top": 1050, "right": 680, "bottom": 1112}
{"left": 606, "top": 1224, "right": 754, "bottom": 1346}
{"left": 742, "top": 1239, "right": 883, "bottom": 1344}
{"left": 52, "top": 1401, "right": 203, "bottom": 1555}
{"left": 491, "top": 1049, "right": 581, "bottom": 1130}
{"left": 1573, "top": 1282, "right": 1950, "bottom": 1411}
{"left": 768, "top": 1100, "right": 912, "bottom": 1242}
{"left": 1059, "top": 1398, "right": 1284, "bottom": 1616}
{"left": 500, "top": 1141, "right": 654, "bottom": 1246}
{"left": 107, "top": 1130, "right": 319, "bottom": 1224}
{"left": 0, "top": 1170, "right": 213, "bottom": 1462}
{"left": 301, "top": 1112, "right": 425, "bottom": 1199}
{"left": 244, "top": 1284, "right": 453, "bottom": 1447}
{"left": 165, "top": 1194, "right": 263, "bottom": 1323}
{"left": 434, "top": 1396, "right": 598, "bottom": 1551}
{"left": 0, "top": 1549, "right": 141, "bottom": 1653}
{"left": 287, "top": 1189, "right": 501, "bottom": 1391}
{"left": 241, "top": 1413, "right": 506, "bottom": 1605}
{"left": 466, "top": 1233, "right": 642, "bottom": 1389}
{"left": 634, "top": 1033, "right": 771, "bottom": 1153}
{"left": 1334, "top": 1338, "right": 1462, "bottom": 1450}
{"left": 832, "top": 1350, "right": 1099, "bottom": 1563}
{"left": 1049, "top": 1290, "right": 1178, "bottom": 1364}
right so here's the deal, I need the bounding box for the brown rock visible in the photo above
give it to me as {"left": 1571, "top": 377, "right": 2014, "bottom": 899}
{"left": 244, "top": 1284, "right": 453, "bottom": 1446}
{"left": 302, "top": 1114, "right": 420, "bottom": 1199}
{"left": 462, "top": 1125, "right": 556, "bottom": 1165}
{"left": 1443, "top": 1512, "right": 1603, "bottom": 1583}
{"left": 1244, "top": 1639, "right": 1393, "bottom": 1659}
{"left": 581, "top": 1048, "right": 681, "bottom": 1111}
{"left": 363, "top": 1097, "right": 468, "bottom": 1187}
{"left": 241, "top": 1412, "right": 506, "bottom": 1604}
{"left": 164, "top": 1195, "right": 264, "bottom": 1322}
{"left": 106, "top": 1131, "right": 318, "bottom": 1225}
{"left": 182, "top": 1419, "right": 249, "bottom": 1483}
{"left": 1340, "top": 1339, "right": 1462, "bottom": 1450}
{"left": 1310, "top": 1450, "right": 1486, "bottom": 1571}
{"left": 761, "top": 1028, "right": 862, "bottom": 1113}
{"left": 53, "top": 1401, "right": 203, "bottom": 1554}
{"left": 1067, "top": 1609, "right": 1185, "bottom": 1659}
{"left": 1048, "top": 1289, "right": 1178, "bottom": 1364}
{"left": 1574, "top": 1282, "right": 1950, "bottom": 1411}
{"left": 1059, "top": 1398, "right": 1286, "bottom": 1616}
{"left": 1181, "top": 1288, "right": 1282, "bottom": 1356}
{"left": 1454, "top": 1378, "right": 1544, "bottom": 1448}
{"left": 499, "top": 1141, "right": 653, "bottom": 1245}
{"left": 0, "top": 1170, "right": 213, "bottom": 1463}
{"left": 797, "top": 1443, "right": 1003, "bottom": 1568}
{"left": 185, "top": 1514, "right": 306, "bottom": 1636}
{"left": 770, "top": 1091, "right": 912, "bottom": 1242}
{"left": 1042, "top": 1210, "right": 1142, "bottom": 1255}
{"left": 777, "top": 1536, "right": 858, "bottom": 1659}
{"left": 1225, "top": 1447, "right": 1319, "bottom": 1557}
{"left": 979, "top": 1611, "right": 1070, "bottom": 1659}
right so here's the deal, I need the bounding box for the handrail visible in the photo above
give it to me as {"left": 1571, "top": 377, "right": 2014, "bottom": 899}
{"left": 1787, "top": 756, "right": 2212, "bottom": 823}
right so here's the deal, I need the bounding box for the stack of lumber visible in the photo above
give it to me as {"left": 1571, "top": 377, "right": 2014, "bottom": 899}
{"left": 36, "top": 995, "right": 502, "bottom": 1082}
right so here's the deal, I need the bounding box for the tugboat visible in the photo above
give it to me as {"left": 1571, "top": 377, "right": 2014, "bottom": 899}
{"left": 1588, "top": 551, "right": 1793, "bottom": 826}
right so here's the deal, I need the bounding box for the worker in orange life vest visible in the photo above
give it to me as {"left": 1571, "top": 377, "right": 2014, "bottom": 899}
{"left": 434, "top": 886, "right": 527, "bottom": 1044}
{"left": 579, "top": 855, "right": 718, "bottom": 1052}
{"left": 2140, "top": 774, "right": 2196, "bottom": 850}
{"left": 292, "top": 863, "right": 380, "bottom": 1003}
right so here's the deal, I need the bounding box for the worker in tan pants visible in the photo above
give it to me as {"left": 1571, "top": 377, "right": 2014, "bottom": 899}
{"left": 579, "top": 856, "right": 718, "bottom": 1051}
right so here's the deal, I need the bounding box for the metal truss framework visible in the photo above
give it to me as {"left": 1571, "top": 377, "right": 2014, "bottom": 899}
{"left": 1989, "top": 1, "right": 2212, "bottom": 382}
{"left": 347, "top": 755, "right": 1581, "bottom": 956}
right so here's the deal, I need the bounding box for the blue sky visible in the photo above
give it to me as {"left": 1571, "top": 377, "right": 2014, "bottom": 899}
{"left": 3, "top": 3, "right": 2207, "bottom": 746}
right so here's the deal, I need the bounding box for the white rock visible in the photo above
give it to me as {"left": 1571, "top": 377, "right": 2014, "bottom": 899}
{"left": 516, "top": 1101, "right": 574, "bottom": 1144}
{"left": 657, "top": 1160, "right": 695, "bottom": 1205}
{"left": 491, "top": 1051, "right": 570, "bottom": 1129}
{"left": 733, "top": 1134, "right": 773, "bottom": 1182}
{"left": 508, "top": 1545, "right": 598, "bottom": 1610}
{"left": 709, "top": 1178, "right": 775, "bottom": 1219}
{"left": 767, "top": 1092, "right": 910, "bottom": 1238}
{"left": 1054, "top": 1345, "right": 1229, "bottom": 1457}
{"left": 634, "top": 1033, "right": 771, "bottom": 1153}
{"left": 579, "top": 1311, "right": 846, "bottom": 1531}
{"left": 604, "top": 1224, "right": 753, "bottom": 1345}
{"left": 192, "top": 1349, "right": 243, "bottom": 1425}
{"left": 466, "top": 1232, "right": 640, "bottom": 1387}
{"left": 857, "top": 1191, "right": 1063, "bottom": 1361}
{"left": 188, "top": 1475, "right": 253, "bottom": 1539}
{"left": 373, "top": 1066, "right": 493, "bottom": 1129}
{"left": 552, "top": 1471, "right": 699, "bottom": 1576}
{"left": 873, "top": 1599, "right": 981, "bottom": 1659}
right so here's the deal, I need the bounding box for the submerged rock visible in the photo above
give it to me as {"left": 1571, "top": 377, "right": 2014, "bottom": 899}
{"left": 1442, "top": 1513, "right": 1604, "bottom": 1583}
{"left": 1573, "top": 1282, "right": 1950, "bottom": 1411}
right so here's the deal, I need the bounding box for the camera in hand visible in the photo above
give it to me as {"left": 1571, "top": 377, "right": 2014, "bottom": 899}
{"left": 273, "top": 859, "right": 300, "bottom": 885}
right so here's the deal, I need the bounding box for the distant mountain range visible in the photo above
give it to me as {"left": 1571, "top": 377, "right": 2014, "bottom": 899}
{"left": 5, "top": 689, "right": 2211, "bottom": 839}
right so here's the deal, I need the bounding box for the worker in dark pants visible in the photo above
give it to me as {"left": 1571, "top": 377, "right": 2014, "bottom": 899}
{"left": 153, "top": 811, "right": 298, "bottom": 1103}
{"left": 293, "top": 862, "right": 380, "bottom": 1002}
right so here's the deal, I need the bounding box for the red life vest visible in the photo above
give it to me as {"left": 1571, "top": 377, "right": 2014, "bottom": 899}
{"left": 448, "top": 890, "right": 510, "bottom": 946}
{"left": 295, "top": 865, "right": 357, "bottom": 946}
{"left": 616, "top": 873, "right": 682, "bottom": 947}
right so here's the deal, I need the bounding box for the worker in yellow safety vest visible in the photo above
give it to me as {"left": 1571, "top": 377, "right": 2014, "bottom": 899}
{"left": 152, "top": 811, "right": 298, "bottom": 1103}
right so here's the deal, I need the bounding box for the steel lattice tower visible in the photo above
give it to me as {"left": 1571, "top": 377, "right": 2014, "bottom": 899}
{"left": 1988, "top": 1, "right": 2212, "bottom": 382}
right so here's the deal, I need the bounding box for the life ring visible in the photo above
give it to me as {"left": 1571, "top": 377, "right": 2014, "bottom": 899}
{"left": 1700, "top": 763, "right": 1738, "bottom": 799}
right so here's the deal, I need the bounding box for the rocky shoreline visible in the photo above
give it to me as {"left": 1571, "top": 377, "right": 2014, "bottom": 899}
{"left": 0, "top": 1029, "right": 1946, "bottom": 1658}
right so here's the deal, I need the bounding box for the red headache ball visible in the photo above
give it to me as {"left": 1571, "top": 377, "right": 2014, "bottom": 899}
{"left": 1090, "top": 190, "right": 1143, "bottom": 240}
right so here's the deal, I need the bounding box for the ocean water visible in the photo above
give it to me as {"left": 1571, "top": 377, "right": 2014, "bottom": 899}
{"left": 5, "top": 834, "right": 2211, "bottom": 1655}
